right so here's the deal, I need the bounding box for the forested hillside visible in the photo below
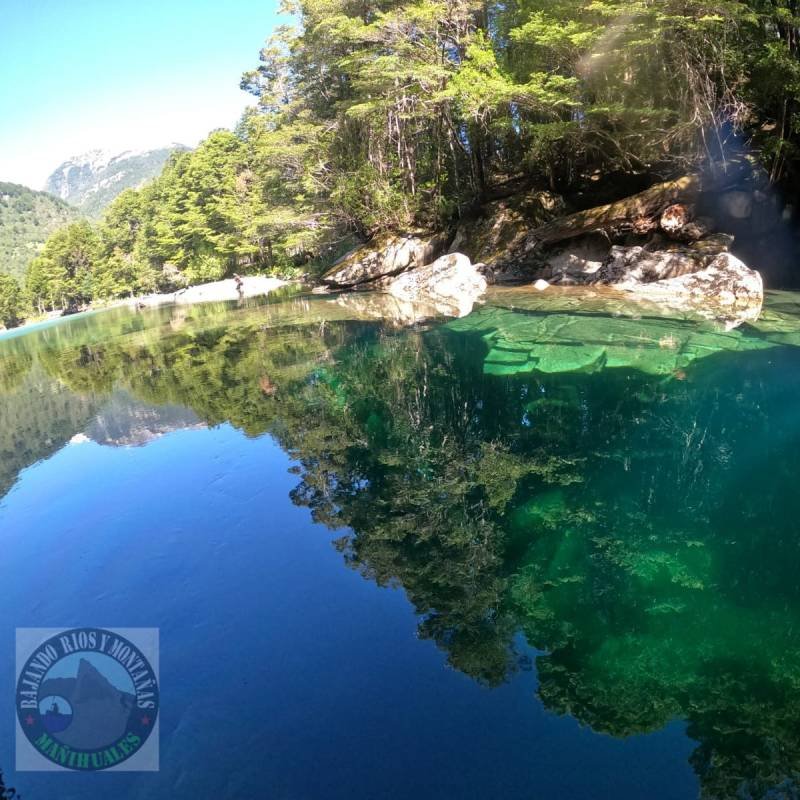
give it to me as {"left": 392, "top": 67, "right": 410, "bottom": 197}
{"left": 0, "top": 182, "right": 80, "bottom": 278}
{"left": 19, "top": 0, "right": 800, "bottom": 319}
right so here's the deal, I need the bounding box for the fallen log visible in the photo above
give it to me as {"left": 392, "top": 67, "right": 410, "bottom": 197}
{"left": 532, "top": 176, "right": 702, "bottom": 245}
{"left": 532, "top": 156, "right": 763, "bottom": 245}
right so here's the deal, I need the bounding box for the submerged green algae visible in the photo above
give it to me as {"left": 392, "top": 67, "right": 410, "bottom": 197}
{"left": 447, "top": 289, "right": 800, "bottom": 376}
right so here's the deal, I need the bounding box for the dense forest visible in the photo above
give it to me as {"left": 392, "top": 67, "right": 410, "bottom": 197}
{"left": 7, "top": 0, "right": 800, "bottom": 325}
{"left": 0, "top": 183, "right": 79, "bottom": 280}
{"left": 0, "top": 183, "right": 80, "bottom": 326}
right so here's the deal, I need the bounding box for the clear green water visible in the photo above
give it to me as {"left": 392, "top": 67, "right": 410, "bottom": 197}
{"left": 3, "top": 288, "right": 800, "bottom": 798}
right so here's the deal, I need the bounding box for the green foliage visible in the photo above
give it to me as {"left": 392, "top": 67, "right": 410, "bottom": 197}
{"left": 0, "top": 274, "right": 24, "bottom": 329}
{"left": 24, "top": 130, "right": 312, "bottom": 313}
{"left": 21, "top": 0, "right": 800, "bottom": 317}
{"left": 237, "top": 0, "right": 800, "bottom": 238}
{"left": 0, "top": 182, "right": 80, "bottom": 279}
{"left": 26, "top": 221, "right": 100, "bottom": 313}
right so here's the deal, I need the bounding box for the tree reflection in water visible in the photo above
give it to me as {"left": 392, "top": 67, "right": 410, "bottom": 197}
{"left": 3, "top": 292, "right": 800, "bottom": 798}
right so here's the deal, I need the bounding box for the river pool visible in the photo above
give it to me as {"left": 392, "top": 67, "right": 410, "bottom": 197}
{"left": 3, "top": 286, "right": 800, "bottom": 799}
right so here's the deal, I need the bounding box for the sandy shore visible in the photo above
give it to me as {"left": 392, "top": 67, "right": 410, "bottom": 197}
{"left": 0, "top": 276, "right": 290, "bottom": 339}
{"left": 122, "top": 276, "right": 288, "bottom": 307}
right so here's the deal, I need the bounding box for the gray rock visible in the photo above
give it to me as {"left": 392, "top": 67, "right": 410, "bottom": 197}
{"left": 586, "top": 234, "right": 735, "bottom": 287}
{"left": 386, "top": 252, "right": 487, "bottom": 317}
{"left": 540, "top": 235, "right": 761, "bottom": 326}
{"left": 615, "top": 252, "right": 763, "bottom": 327}
{"left": 592, "top": 245, "right": 705, "bottom": 285}
{"left": 687, "top": 232, "right": 733, "bottom": 255}
{"left": 321, "top": 232, "right": 449, "bottom": 288}
{"left": 683, "top": 216, "right": 715, "bottom": 240}
{"left": 448, "top": 189, "right": 564, "bottom": 282}
{"left": 543, "top": 236, "right": 608, "bottom": 284}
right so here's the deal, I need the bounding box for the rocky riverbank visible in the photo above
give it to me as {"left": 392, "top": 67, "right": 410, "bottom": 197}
{"left": 316, "top": 163, "right": 786, "bottom": 328}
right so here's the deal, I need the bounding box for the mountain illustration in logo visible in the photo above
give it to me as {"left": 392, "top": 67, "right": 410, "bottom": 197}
{"left": 40, "top": 658, "right": 135, "bottom": 750}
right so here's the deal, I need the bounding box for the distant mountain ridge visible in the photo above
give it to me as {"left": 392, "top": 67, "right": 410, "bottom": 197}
{"left": 45, "top": 144, "right": 189, "bottom": 218}
{"left": 86, "top": 391, "right": 206, "bottom": 447}
{"left": 0, "top": 182, "right": 81, "bottom": 279}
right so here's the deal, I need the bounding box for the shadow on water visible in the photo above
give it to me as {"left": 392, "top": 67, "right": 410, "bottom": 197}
{"left": 0, "top": 771, "right": 20, "bottom": 799}
{"left": 4, "top": 289, "right": 800, "bottom": 798}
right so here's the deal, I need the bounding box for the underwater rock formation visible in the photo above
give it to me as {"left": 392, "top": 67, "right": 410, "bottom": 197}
{"left": 446, "top": 289, "right": 800, "bottom": 377}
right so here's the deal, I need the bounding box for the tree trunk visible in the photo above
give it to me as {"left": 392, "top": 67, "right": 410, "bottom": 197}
{"left": 532, "top": 176, "right": 703, "bottom": 245}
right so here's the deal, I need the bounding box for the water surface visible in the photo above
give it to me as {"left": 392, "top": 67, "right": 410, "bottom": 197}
{"left": 3, "top": 288, "right": 800, "bottom": 799}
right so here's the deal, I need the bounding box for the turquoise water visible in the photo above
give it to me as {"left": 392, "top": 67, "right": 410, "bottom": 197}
{"left": 2, "top": 289, "right": 800, "bottom": 798}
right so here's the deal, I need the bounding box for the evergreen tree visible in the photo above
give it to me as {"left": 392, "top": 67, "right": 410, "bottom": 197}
{"left": 26, "top": 221, "right": 99, "bottom": 313}
{"left": 0, "top": 275, "right": 23, "bottom": 329}
{"left": 17, "top": 0, "right": 800, "bottom": 320}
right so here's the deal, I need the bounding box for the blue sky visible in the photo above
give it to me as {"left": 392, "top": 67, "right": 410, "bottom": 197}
{"left": 0, "top": 0, "right": 281, "bottom": 188}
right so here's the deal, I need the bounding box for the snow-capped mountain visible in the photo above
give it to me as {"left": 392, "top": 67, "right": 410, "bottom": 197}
{"left": 44, "top": 144, "right": 189, "bottom": 218}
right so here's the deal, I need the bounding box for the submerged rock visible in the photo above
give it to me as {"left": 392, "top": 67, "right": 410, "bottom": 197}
{"left": 748, "top": 290, "right": 800, "bottom": 346}
{"left": 322, "top": 232, "right": 448, "bottom": 288}
{"left": 386, "top": 252, "right": 487, "bottom": 317}
{"left": 446, "top": 289, "right": 800, "bottom": 377}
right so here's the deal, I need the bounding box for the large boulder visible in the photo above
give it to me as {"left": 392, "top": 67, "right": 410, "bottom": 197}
{"left": 613, "top": 252, "right": 763, "bottom": 327}
{"left": 331, "top": 290, "right": 471, "bottom": 325}
{"left": 449, "top": 189, "right": 564, "bottom": 282}
{"left": 591, "top": 243, "right": 708, "bottom": 285}
{"left": 542, "top": 234, "right": 733, "bottom": 286}
{"left": 386, "top": 252, "right": 487, "bottom": 317}
{"left": 321, "top": 232, "right": 448, "bottom": 288}
{"left": 540, "top": 235, "right": 762, "bottom": 326}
